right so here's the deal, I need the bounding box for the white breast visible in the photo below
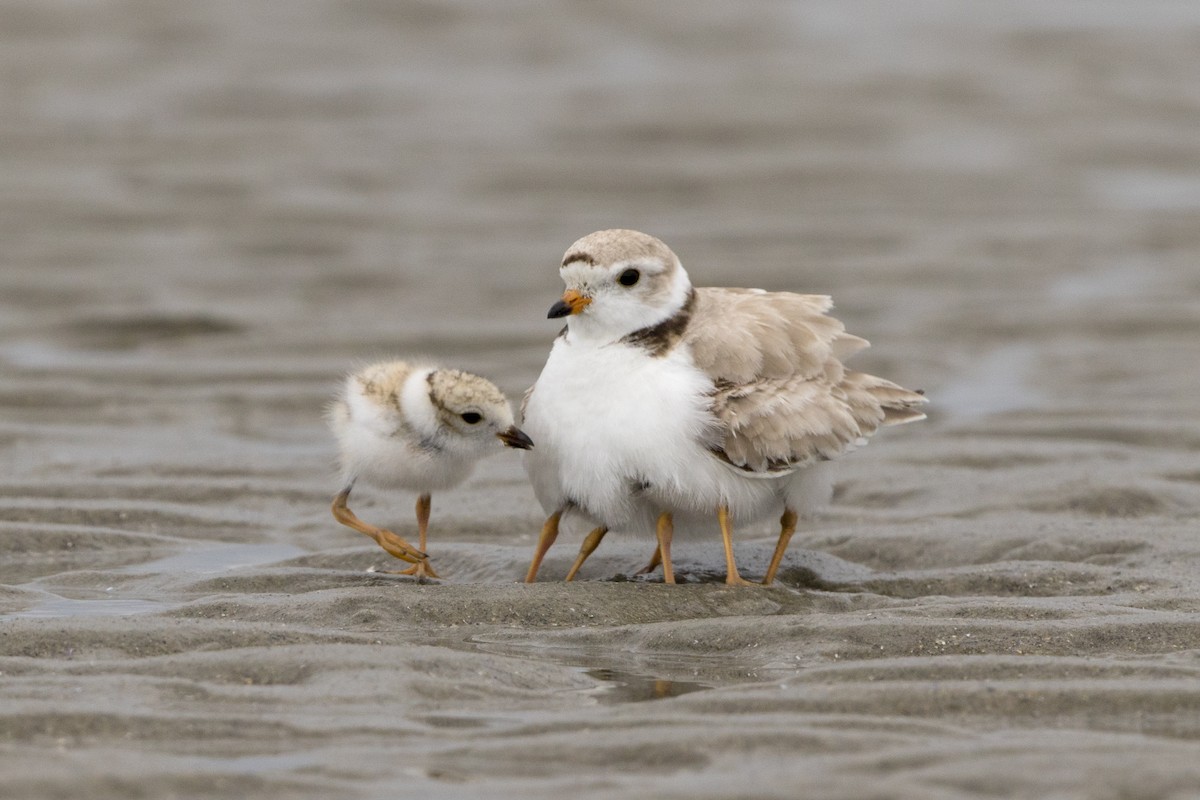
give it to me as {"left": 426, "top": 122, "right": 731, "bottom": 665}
{"left": 522, "top": 336, "right": 717, "bottom": 528}
{"left": 524, "top": 330, "right": 828, "bottom": 537}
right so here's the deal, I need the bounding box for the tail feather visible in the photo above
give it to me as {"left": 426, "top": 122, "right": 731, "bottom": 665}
{"left": 882, "top": 406, "right": 927, "bottom": 425}
{"left": 846, "top": 371, "right": 929, "bottom": 428}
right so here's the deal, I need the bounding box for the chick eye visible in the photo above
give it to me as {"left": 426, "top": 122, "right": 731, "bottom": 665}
{"left": 460, "top": 412, "right": 483, "bottom": 424}
{"left": 618, "top": 268, "right": 640, "bottom": 286}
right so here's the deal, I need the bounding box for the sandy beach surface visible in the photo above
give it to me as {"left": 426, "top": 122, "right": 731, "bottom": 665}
{"left": 3, "top": 2, "right": 1200, "bottom": 797}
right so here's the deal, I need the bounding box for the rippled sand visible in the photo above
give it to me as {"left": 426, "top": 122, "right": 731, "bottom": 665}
{"left": 3, "top": 2, "right": 1200, "bottom": 798}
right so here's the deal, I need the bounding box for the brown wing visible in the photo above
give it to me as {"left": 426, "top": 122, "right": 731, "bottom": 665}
{"left": 686, "top": 288, "right": 926, "bottom": 474}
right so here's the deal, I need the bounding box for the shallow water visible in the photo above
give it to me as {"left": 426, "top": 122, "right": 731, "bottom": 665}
{"left": 7, "top": 595, "right": 175, "bottom": 620}
{"left": 8, "top": 542, "right": 308, "bottom": 619}
{"left": 121, "top": 543, "right": 309, "bottom": 576}
{"left": 3, "top": 1, "right": 1200, "bottom": 798}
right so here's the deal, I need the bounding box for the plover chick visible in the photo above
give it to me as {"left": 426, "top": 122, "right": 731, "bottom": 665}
{"left": 328, "top": 359, "right": 533, "bottom": 580}
{"left": 521, "top": 229, "right": 926, "bottom": 585}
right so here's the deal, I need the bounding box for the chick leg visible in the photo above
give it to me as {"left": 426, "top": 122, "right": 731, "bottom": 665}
{"left": 564, "top": 526, "right": 608, "bottom": 581}
{"left": 762, "top": 508, "right": 798, "bottom": 586}
{"left": 718, "top": 505, "right": 756, "bottom": 587}
{"left": 331, "top": 486, "right": 425, "bottom": 564}
{"left": 524, "top": 508, "right": 563, "bottom": 583}
{"left": 656, "top": 512, "right": 676, "bottom": 585}
{"left": 394, "top": 493, "right": 440, "bottom": 579}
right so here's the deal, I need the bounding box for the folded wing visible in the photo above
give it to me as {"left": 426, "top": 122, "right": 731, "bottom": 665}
{"left": 686, "top": 288, "right": 927, "bottom": 475}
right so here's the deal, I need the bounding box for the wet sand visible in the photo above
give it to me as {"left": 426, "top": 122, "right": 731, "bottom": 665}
{"left": 3, "top": 1, "right": 1200, "bottom": 797}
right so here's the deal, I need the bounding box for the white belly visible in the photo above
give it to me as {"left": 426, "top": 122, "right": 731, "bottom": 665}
{"left": 332, "top": 400, "right": 475, "bottom": 494}
{"left": 524, "top": 336, "right": 826, "bottom": 531}
{"left": 523, "top": 337, "right": 717, "bottom": 528}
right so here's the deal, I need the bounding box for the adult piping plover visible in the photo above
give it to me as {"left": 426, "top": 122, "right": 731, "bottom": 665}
{"left": 328, "top": 359, "right": 533, "bottom": 580}
{"left": 521, "top": 229, "right": 926, "bottom": 586}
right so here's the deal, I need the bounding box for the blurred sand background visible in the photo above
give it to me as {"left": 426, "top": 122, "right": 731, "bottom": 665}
{"left": 3, "top": 1, "right": 1200, "bottom": 797}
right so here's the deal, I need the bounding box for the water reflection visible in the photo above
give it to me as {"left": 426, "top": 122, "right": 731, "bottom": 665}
{"left": 462, "top": 636, "right": 793, "bottom": 706}
{"left": 584, "top": 667, "right": 710, "bottom": 704}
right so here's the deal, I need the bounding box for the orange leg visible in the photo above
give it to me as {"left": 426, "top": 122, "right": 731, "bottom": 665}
{"left": 656, "top": 512, "right": 676, "bottom": 585}
{"left": 762, "top": 508, "right": 798, "bottom": 586}
{"left": 565, "top": 526, "right": 608, "bottom": 581}
{"left": 718, "top": 505, "right": 755, "bottom": 587}
{"left": 331, "top": 487, "right": 426, "bottom": 565}
{"left": 524, "top": 509, "right": 563, "bottom": 583}
{"left": 633, "top": 545, "right": 662, "bottom": 577}
{"left": 393, "top": 493, "right": 440, "bottom": 580}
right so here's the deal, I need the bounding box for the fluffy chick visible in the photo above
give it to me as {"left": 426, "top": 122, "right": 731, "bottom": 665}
{"left": 328, "top": 359, "right": 533, "bottom": 579}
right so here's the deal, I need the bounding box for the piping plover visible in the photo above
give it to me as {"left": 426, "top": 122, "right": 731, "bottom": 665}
{"left": 328, "top": 359, "right": 533, "bottom": 580}
{"left": 521, "top": 229, "right": 926, "bottom": 585}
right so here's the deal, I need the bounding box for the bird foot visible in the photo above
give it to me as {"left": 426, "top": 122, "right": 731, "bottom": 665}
{"left": 386, "top": 559, "right": 440, "bottom": 581}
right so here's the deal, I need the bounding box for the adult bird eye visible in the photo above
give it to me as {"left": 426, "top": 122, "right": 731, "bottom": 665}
{"left": 460, "top": 412, "right": 482, "bottom": 424}
{"left": 618, "top": 268, "right": 640, "bottom": 286}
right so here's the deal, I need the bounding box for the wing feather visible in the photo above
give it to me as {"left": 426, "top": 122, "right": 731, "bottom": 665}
{"left": 687, "top": 288, "right": 927, "bottom": 475}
